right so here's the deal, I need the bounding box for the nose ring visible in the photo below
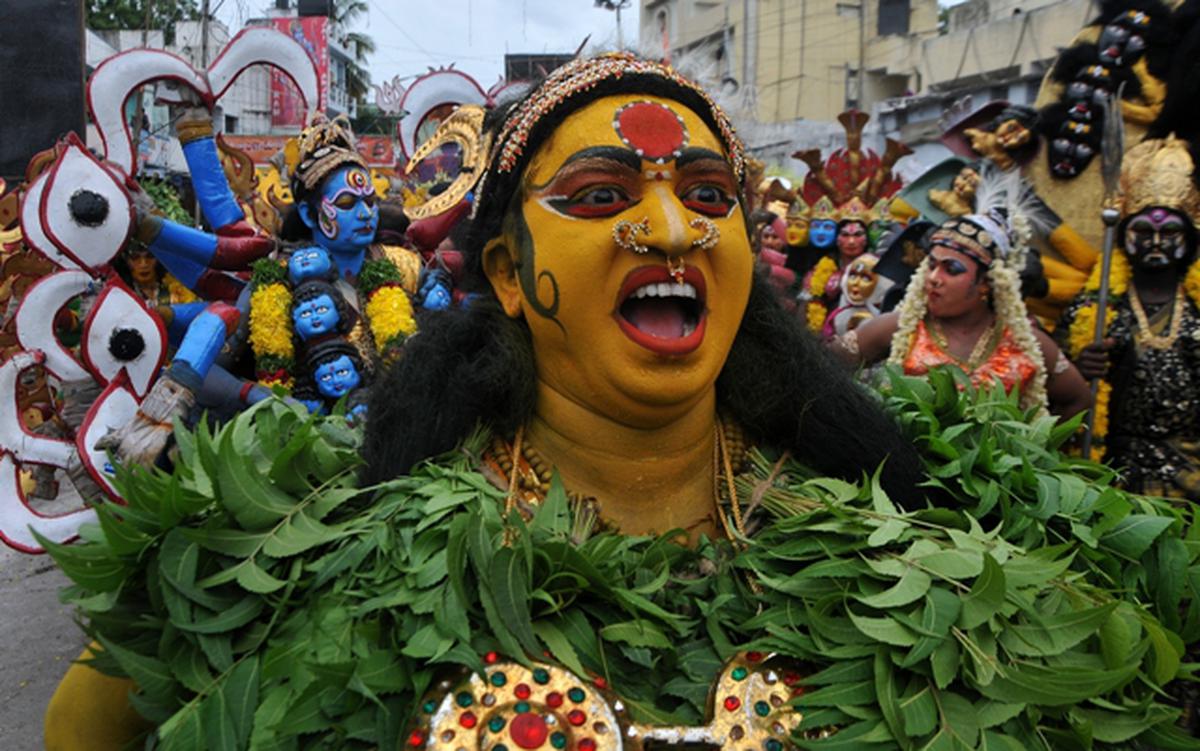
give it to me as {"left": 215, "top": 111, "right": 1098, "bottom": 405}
{"left": 689, "top": 217, "right": 720, "bottom": 251}
{"left": 613, "top": 217, "right": 652, "bottom": 254}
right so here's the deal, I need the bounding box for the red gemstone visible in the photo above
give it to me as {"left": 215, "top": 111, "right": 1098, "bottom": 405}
{"left": 459, "top": 712, "right": 478, "bottom": 729}
{"left": 724, "top": 696, "right": 741, "bottom": 712}
{"left": 579, "top": 739, "right": 597, "bottom": 751}
{"left": 509, "top": 713, "right": 549, "bottom": 749}
{"left": 567, "top": 709, "right": 587, "bottom": 726}
{"left": 592, "top": 677, "right": 608, "bottom": 690}
{"left": 746, "top": 651, "right": 764, "bottom": 662}
{"left": 485, "top": 652, "right": 499, "bottom": 664}
{"left": 782, "top": 671, "right": 801, "bottom": 686}
{"left": 515, "top": 683, "right": 532, "bottom": 700}
{"left": 407, "top": 730, "right": 425, "bottom": 747}
{"left": 547, "top": 692, "right": 564, "bottom": 708}
{"left": 791, "top": 686, "right": 807, "bottom": 697}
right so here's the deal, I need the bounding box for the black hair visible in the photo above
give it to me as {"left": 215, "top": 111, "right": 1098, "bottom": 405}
{"left": 304, "top": 338, "right": 365, "bottom": 374}
{"left": 362, "top": 62, "right": 926, "bottom": 506}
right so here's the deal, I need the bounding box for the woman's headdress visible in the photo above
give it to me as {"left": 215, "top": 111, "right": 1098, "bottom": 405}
{"left": 288, "top": 113, "right": 368, "bottom": 199}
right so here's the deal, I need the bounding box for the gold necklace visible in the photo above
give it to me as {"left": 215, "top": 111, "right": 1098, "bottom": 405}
{"left": 487, "top": 420, "right": 750, "bottom": 541}
{"left": 928, "top": 316, "right": 1002, "bottom": 371}
{"left": 1129, "top": 284, "right": 1185, "bottom": 350}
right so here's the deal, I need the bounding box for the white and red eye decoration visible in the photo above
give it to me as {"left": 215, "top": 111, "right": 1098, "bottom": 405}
{"left": 15, "top": 270, "right": 94, "bottom": 383}
{"left": 76, "top": 376, "right": 140, "bottom": 502}
{"left": 89, "top": 28, "right": 319, "bottom": 176}
{"left": 612, "top": 101, "right": 690, "bottom": 164}
{"left": 20, "top": 170, "right": 81, "bottom": 271}
{"left": 39, "top": 133, "right": 134, "bottom": 273}
{"left": 80, "top": 279, "right": 167, "bottom": 398}
{"left": 0, "top": 352, "right": 97, "bottom": 553}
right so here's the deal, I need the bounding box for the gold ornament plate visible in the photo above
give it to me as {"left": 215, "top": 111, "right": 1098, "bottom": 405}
{"left": 405, "top": 652, "right": 818, "bottom": 751}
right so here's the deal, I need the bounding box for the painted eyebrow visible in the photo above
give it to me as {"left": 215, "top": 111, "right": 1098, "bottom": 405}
{"left": 675, "top": 147, "right": 729, "bottom": 170}
{"left": 558, "top": 146, "right": 641, "bottom": 172}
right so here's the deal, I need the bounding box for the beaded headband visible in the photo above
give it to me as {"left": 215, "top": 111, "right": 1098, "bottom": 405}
{"left": 928, "top": 214, "right": 1010, "bottom": 268}
{"left": 491, "top": 52, "right": 746, "bottom": 181}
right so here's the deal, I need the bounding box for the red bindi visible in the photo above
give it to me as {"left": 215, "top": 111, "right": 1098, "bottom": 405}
{"left": 613, "top": 101, "right": 689, "bottom": 164}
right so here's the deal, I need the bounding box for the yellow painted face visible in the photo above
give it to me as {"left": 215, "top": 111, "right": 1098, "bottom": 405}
{"left": 488, "top": 94, "right": 754, "bottom": 425}
{"left": 785, "top": 215, "right": 809, "bottom": 246}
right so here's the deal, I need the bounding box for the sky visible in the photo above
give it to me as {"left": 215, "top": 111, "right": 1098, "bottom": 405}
{"left": 215, "top": 0, "right": 640, "bottom": 93}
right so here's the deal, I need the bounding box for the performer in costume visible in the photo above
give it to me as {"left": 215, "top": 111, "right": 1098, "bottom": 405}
{"left": 794, "top": 112, "right": 910, "bottom": 336}
{"left": 1062, "top": 136, "right": 1200, "bottom": 492}
{"left": 833, "top": 173, "right": 1092, "bottom": 418}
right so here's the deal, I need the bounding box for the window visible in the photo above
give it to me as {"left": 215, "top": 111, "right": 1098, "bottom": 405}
{"left": 878, "top": 0, "right": 910, "bottom": 35}
{"left": 224, "top": 115, "right": 238, "bottom": 134}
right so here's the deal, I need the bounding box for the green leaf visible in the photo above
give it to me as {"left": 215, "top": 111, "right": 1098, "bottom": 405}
{"left": 856, "top": 567, "right": 931, "bottom": 609}
{"left": 533, "top": 619, "right": 590, "bottom": 679}
{"left": 236, "top": 559, "right": 287, "bottom": 594}
{"left": 849, "top": 612, "right": 918, "bottom": 646}
{"left": 899, "top": 684, "right": 937, "bottom": 737}
{"left": 600, "top": 621, "right": 673, "bottom": 649}
{"left": 1101, "top": 514, "right": 1175, "bottom": 559}
{"left": 958, "top": 554, "right": 1005, "bottom": 630}
{"left": 873, "top": 647, "right": 909, "bottom": 750}
{"left": 1000, "top": 603, "right": 1117, "bottom": 657}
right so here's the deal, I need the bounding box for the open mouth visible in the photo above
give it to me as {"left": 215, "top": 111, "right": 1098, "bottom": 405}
{"left": 614, "top": 265, "right": 707, "bottom": 355}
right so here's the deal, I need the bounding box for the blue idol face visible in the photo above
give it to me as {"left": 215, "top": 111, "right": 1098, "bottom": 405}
{"left": 292, "top": 293, "right": 340, "bottom": 340}
{"left": 314, "top": 353, "right": 361, "bottom": 399}
{"left": 422, "top": 283, "right": 452, "bottom": 311}
{"left": 314, "top": 166, "right": 378, "bottom": 255}
{"left": 809, "top": 219, "right": 838, "bottom": 249}
{"left": 288, "top": 246, "right": 333, "bottom": 284}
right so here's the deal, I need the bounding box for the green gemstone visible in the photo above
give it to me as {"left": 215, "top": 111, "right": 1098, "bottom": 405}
{"left": 532, "top": 668, "right": 551, "bottom": 685}
{"left": 755, "top": 701, "right": 771, "bottom": 717}
{"left": 550, "top": 733, "right": 567, "bottom": 749}
{"left": 494, "top": 745, "right": 509, "bottom": 751}
{"left": 766, "top": 740, "right": 783, "bottom": 751}
{"left": 567, "top": 687, "right": 586, "bottom": 702}
{"left": 732, "top": 667, "right": 748, "bottom": 681}
{"left": 489, "top": 717, "right": 506, "bottom": 732}
{"left": 456, "top": 692, "right": 474, "bottom": 708}
{"left": 422, "top": 700, "right": 437, "bottom": 714}
{"left": 515, "top": 701, "right": 531, "bottom": 714}
{"left": 491, "top": 673, "right": 508, "bottom": 687}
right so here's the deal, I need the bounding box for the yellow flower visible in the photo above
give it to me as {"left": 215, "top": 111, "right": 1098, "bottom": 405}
{"left": 1066, "top": 303, "right": 1115, "bottom": 359}
{"left": 163, "top": 274, "right": 197, "bottom": 304}
{"left": 1185, "top": 258, "right": 1200, "bottom": 308}
{"left": 364, "top": 284, "right": 416, "bottom": 351}
{"left": 1094, "top": 379, "right": 1111, "bottom": 441}
{"left": 260, "top": 374, "right": 294, "bottom": 391}
{"left": 249, "top": 283, "right": 294, "bottom": 360}
{"left": 808, "top": 256, "right": 837, "bottom": 298}
{"left": 1083, "top": 251, "right": 1131, "bottom": 296}
{"left": 806, "top": 301, "right": 828, "bottom": 333}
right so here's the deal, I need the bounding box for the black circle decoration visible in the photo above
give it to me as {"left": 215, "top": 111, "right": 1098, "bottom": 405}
{"left": 69, "top": 189, "right": 110, "bottom": 227}
{"left": 108, "top": 328, "right": 146, "bottom": 362}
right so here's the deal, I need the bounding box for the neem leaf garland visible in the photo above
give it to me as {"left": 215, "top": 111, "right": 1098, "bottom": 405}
{"left": 44, "top": 368, "right": 1199, "bottom": 750}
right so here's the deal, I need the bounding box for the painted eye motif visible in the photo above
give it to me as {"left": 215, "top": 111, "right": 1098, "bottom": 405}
{"left": 80, "top": 279, "right": 167, "bottom": 397}
{"left": 37, "top": 133, "right": 133, "bottom": 272}
{"left": 556, "top": 186, "right": 632, "bottom": 218}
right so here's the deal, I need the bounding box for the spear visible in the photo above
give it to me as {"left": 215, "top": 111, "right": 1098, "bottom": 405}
{"left": 1081, "top": 86, "right": 1125, "bottom": 458}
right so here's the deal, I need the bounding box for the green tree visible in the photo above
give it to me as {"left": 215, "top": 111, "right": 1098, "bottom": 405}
{"left": 87, "top": 0, "right": 199, "bottom": 44}
{"left": 332, "top": 0, "right": 374, "bottom": 104}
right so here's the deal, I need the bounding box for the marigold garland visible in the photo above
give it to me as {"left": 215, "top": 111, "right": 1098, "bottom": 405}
{"left": 805, "top": 257, "right": 837, "bottom": 332}
{"left": 163, "top": 274, "right": 197, "bottom": 304}
{"left": 364, "top": 283, "right": 416, "bottom": 355}
{"left": 248, "top": 281, "right": 294, "bottom": 378}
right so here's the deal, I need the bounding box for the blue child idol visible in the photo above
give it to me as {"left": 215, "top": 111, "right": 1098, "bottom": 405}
{"left": 297, "top": 165, "right": 378, "bottom": 278}
{"left": 809, "top": 218, "right": 838, "bottom": 250}
{"left": 287, "top": 246, "right": 334, "bottom": 285}
{"left": 314, "top": 354, "right": 361, "bottom": 399}
{"left": 418, "top": 268, "right": 453, "bottom": 311}
{"left": 292, "top": 293, "right": 339, "bottom": 340}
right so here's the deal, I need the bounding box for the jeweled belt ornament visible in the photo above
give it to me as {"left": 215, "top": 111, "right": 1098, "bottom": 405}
{"left": 406, "top": 652, "right": 828, "bottom": 751}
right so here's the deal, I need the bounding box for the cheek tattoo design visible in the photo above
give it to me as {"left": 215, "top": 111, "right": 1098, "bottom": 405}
{"left": 318, "top": 200, "right": 338, "bottom": 239}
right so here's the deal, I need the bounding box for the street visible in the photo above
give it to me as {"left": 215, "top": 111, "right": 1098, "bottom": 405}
{"left": 0, "top": 544, "right": 85, "bottom": 750}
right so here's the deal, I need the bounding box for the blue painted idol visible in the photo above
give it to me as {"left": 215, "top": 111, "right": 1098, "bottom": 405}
{"left": 809, "top": 219, "right": 838, "bottom": 250}
{"left": 314, "top": 353, "right": 362, "bottom": 399}
{"left": 292, "top": 293, "right": 340, "bottom": 340}
{"left": 297, "top": 165, "right": 378, "bottom": 274}
{"left": 288, "top": 246, "right": 333, "bottom": 284}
